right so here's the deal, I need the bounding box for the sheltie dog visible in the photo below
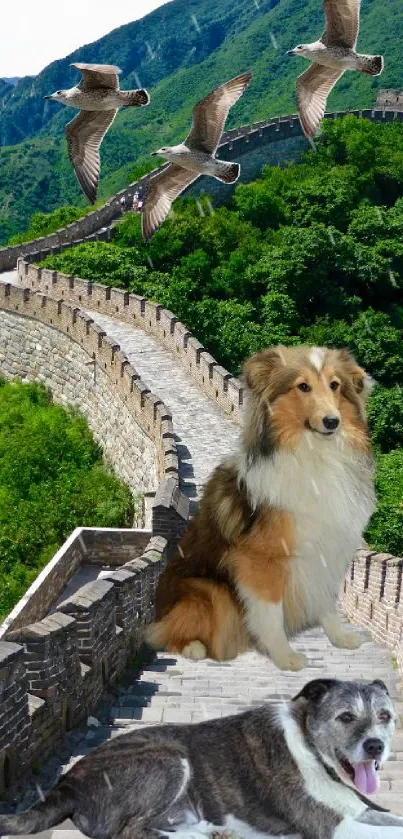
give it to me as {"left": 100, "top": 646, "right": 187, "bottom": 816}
{"left": 146, "top": 345, "right": 376, "bottom": 671}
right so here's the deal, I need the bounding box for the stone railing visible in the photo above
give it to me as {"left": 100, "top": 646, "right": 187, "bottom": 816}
{"left": 0, "top": 477, "right": 189, "bottom": 794}
{"left": 341, "top": 548, "right": 403, "bottom": 679}
{"left": 17, "top": 260, "right": 244, "bottom": 423}
{"left": 1, "top": 108, "right": 403, "bottom": 271}
{"left": 0, "top": 281, "right": 180, "bottom": 497}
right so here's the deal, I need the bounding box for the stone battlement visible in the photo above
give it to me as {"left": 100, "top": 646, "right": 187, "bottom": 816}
{"left": 0, "top": 477, "right": 189, "bottom": 794}
{"left": 0, "top": 281, "right": 180, "bottom": 498}
{"left": 341, "top": 548, "right": 403, "bottom": 674}
{"left": 16, "top": 260, "right": 244, "bottom": 423}
{"left": 375, "top": 89, "right": 403, "bottom": 111}
{"left": 1, "top": 107, "right": 403, "bottom": 272}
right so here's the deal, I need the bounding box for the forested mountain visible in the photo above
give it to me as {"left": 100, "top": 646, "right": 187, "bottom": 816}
{"left": 1, "top": 0, "right": 402, "bottom": 242}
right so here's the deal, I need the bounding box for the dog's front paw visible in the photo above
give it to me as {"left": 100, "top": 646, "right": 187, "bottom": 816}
{"left": 331, "top": 630, "right": 363, "bottom": 650}
{"left": 272, "top": 651, "right": 307, "bottom": 671}
{"left": 181, "top": 641, "right": 207, "bottom": 660}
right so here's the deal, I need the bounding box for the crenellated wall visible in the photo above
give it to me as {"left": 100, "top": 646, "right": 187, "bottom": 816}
{"left": 341, "top": 548, "right": 403, "bottom": 677}
{"left": 0, "top": 478, "right": 190, "bottom": 794}
{"left": 1, "top": 108, "right": 402, "bottom": 271}
{"left": 16, "top": 260, "right": 244, "bottom": 423}
{"left": 0, "top": 282, "right": 180, "bottom": 508}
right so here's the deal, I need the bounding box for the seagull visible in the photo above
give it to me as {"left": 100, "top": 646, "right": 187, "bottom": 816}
{"left": 287, "top": 0, "right": 384, "bottom": 137}
{"left": 141, "top": 71, "right": 252, "bottom": 241}
{"left": 44, "top": 63, "right": 150, "bottom": 203}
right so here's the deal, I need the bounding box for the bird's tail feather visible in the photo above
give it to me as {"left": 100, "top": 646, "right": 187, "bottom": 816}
{"left": 360, "top": 55, "right": 384, "bottom": 76}
{"left": 0, "top": 788, "right": 73, "bottom": 836}
{"left": 123, "top": 89, "right": 150, "bottom": 106}
{"left": 215, "top": 162, "right": 240, "bottom": 184}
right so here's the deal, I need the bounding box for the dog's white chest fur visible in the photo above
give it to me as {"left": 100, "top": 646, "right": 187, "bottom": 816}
{"left": 242, "top": 433, "right": 375, "bottom": 632}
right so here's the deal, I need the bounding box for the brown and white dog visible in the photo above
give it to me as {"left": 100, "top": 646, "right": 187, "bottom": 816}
{"left": 147, "top": 345, "right": 376, "bottom": 671}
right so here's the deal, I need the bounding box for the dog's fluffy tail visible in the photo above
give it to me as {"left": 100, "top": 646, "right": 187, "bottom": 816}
{"left": 0, "top": 788, "right": 73, "bottom": 836}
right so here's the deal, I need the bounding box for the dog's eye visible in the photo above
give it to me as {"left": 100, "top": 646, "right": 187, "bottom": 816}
{"left": 298, "top": 382, "right": 311, "bottom": 393}
{"left": 329, "top": 381, "right": 339, "bottom": 391}
{"left": 337, "top": 712, "right": 356, "bottom": 724}
{"left": 379, "top": 711, "right": 392, "bottom": 723}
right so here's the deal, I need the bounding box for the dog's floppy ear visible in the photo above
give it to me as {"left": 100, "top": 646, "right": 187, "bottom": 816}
{"left": 292, "top": 679, "right": 336, "bottom": 703}
{"left": 371, "top": 679, "right": 389, "bottom": 695}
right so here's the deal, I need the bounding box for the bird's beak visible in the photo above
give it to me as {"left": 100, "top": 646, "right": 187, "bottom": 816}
{"left": 287, "top": 50, "right": 295, "bottom": 55}
{"left": 43, "top": 95, "right": 52, "bottom": 100}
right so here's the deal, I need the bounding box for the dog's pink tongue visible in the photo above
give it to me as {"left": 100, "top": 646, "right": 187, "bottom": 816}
{"left": 353, "top": 762, "right": 379, "bottom": 795}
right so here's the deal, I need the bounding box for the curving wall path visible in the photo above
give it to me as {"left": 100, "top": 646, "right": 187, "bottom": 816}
{"left": 1, "top": 106, "right": 403, "bottom": 829}
{"left": 1, "top": 107, "right": 403, "bottom": 272}
{"left": 1, "top": 256, "right": 401, "bottom": 829}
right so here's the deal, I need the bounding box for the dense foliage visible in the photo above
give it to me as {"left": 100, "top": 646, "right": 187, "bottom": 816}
{"left": 0, "top": 381, "right": 134, "bottom": 619}
{"left": 42, "top": 117, "right": 403, "bottom": 553}
{"left": 1, "top": 0, "right": 403, "bottom": 241}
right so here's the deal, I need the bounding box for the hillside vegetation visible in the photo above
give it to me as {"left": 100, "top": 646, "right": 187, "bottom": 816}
{"left": 1, "top": 0, "right": 403, "bottom": 241}
{"left": 0, "top": 381, "right": 134, "bottom": 619}
{"left": 42, "top": 117, "right": 403, "bottom": 555}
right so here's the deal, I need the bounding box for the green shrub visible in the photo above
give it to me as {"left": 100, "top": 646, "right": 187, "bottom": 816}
{"left": 0, "top": 381, "right": 134, "bottom": 619}
{"left": 367, "top": 386, "right": 403, "bottom": 453}
{"left": 365, "top": 450, "right": 403, "bottom": 556}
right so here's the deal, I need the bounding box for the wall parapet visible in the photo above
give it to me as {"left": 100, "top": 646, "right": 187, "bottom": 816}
{"left": 1, "top": 108, "right": 402, "bottom": 272}
{"left": 341, "top": 548, "right": 403, "bottom": 679}
{"left": 0, "top": 479, "right": 189, "bottom": 794}
{"left": 0, "top": 280, "right": 179, "bottom": 482}
{"left": 17, "top": 260, "right": 244, "bottom": 423}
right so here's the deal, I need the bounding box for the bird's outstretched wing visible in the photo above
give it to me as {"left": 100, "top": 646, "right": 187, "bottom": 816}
{"left": 321, "top": 0, "right": 360, "bottom": 48}
{"left": 65, "top": 109, "right": 117, "bottom": 203}
{"left": 141, "top": 164, "right": 199, "bottom": 241}
{"left": 297, "top": 63, "right": 344, "bottom": 137}
{"left": 72, "top": 63, "right": 121, "bottom": 91}
{"left": 185, "top": 71, "right": 252, "bottom": 154}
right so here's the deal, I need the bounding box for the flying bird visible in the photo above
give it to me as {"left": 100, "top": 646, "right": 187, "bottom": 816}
{"left": 141, "top": 71, "right": 252, "bottom": 241}
{"left": 44, "top": 63, "right": 150, "bottom": 203}
{"left": 287, "top": 0, "right": 384, "bottom": 138}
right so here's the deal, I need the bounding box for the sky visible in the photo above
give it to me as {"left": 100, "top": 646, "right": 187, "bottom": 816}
{"left": 0, "top": 0, "right": 170, "bottom": 78}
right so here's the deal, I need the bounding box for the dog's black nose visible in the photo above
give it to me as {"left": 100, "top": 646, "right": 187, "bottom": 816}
{"left": 322, "top": 416, "right": 340, "bottom": 430}
{"left": 363, "top": 738, "right": 384, "bottom": 759}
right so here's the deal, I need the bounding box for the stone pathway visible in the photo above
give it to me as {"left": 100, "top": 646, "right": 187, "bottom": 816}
{"left": 9, "top": 625, "right": 403, "bottom": 839}
{"left": 1, "top": 269, "right": 402, "bottom": 836}
{"left": 88, "top": 312, "right": 241, "bottom": 504}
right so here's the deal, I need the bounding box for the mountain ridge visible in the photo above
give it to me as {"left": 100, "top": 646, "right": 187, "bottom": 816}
{"left": 0, "top": 0, "right": 402, "bottom": 243}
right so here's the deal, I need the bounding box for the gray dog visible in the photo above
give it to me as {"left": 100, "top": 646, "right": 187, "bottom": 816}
{"left": 1, "top": 679, "right": 402, "bottom": 839}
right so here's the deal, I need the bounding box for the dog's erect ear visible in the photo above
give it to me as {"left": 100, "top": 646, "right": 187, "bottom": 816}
{"left": 370, "top": 679, "right": 389, "bottom": 695}
{"left": 243, "top": 346, "right": 285, "bottom": 395}
{"left": 292, "top": 679, "right": 336, "bottom": 703}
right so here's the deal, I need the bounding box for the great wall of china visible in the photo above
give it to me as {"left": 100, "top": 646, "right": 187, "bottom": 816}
{"left": 0, "top": 102, "right": 402, "bottom": 820}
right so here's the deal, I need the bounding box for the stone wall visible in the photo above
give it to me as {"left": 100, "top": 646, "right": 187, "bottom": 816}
{"left": 0, "top": 478, "right": 189, "bottom": 794}
{"left": 0, "top": 283, "right": 180, "bottom": 507}
{"left": 2, "top": 108, "right": 402, "bottom": 271}
{"left": 375, "top": 89, "right": 403, "bottom": 111}
{"left": 0, "top": 528, "right": 153, "bottom": 638}
{"left": 17, "top": 261, "right": 244, "bottom": 424}
{"left": 341, "top": 548, "right": 403, "bottom": 678}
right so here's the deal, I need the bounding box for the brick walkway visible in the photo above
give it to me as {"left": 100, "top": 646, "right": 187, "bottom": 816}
{"left": 1, "top": 270, "right": 402, "bottom": 836}
{"left": 87, "top": 311, "right": 241, "bottom": 504}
